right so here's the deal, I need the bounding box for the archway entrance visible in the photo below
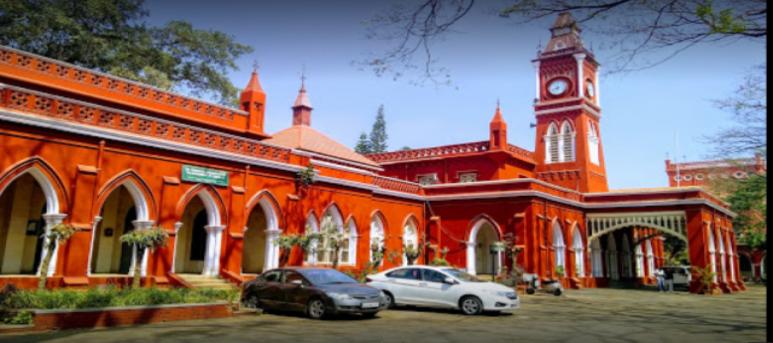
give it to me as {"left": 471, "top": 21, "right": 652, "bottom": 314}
{"left": 242, "top": 205, "right": 267, "bottom": 274}
{"left": 91, "top": 186, "right": 137, "bottom": 274}
{"left": 467, "top": 219, "right": 500, "bottom": 276}
{"left": 0, "top": 174, "right": 46, "bottom": 275}
{"left": 176, "top": 197, "right": 208, "bottom": 274}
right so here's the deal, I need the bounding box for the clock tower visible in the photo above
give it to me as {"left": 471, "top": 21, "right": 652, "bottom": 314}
{"left": 532, "top": 12, "right": 608, "bottom": 192}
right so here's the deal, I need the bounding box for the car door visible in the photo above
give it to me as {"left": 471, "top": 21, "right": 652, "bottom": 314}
{"left": 257, "top": 269, "right": 284, "bottom": 308}
{"left": 418, "top": 268, "right": 459, "bottom": 309}
{"left": 281, "top": 270, "right": 312, "bottom": 312}
{"left": 384, "top": 268, "right": 425, "bottom": 305}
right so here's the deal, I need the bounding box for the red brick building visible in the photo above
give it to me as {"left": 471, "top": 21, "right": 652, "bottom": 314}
{"left": 0, "top": 13, "right": 742, "bottom": 293}
{"left": 665, "top": 156, "right": 766, "bottom": 283}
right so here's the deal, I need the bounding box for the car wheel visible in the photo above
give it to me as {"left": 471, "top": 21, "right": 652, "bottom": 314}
{"left": 242, "top": 294, "right": 259, "bottom": 309}
{"left": 553, "top": 288, "right": 562, "bottom": 296}
{"left": 306, "top": 298, "right": 327, "bottom": 320}
{"left": 526, "top": 288, "right": 535, "bottom": 295}
{"left": 459, "top": 296, "right": 483, "bottom": 315}
{"left": 382, "top": 291, "right": 395, "bottom": 308}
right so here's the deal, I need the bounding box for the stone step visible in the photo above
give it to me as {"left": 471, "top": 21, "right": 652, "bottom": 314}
{"left": 175, "top": 273, "right": 237, "bottom": 290}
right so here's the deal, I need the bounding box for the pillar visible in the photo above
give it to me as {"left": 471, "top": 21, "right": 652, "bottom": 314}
{"left": 203, "top": 225, "right": 225, "bottom": 276}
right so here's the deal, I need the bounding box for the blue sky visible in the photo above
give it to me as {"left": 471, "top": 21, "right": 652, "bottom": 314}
{"left": 145, "top": 0, "right": 765, "bottom": 189}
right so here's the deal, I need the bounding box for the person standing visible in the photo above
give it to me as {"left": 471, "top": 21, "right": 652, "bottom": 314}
{"left": 655, "top": 268, "right": 665, "bottom": 292}
{"left": 664, "top": 268, "right": 674, "bottom": 292}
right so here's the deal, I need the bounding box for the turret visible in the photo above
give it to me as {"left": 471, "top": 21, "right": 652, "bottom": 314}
{"left": 240, "top": 69, "right": 267, "bottom": 136}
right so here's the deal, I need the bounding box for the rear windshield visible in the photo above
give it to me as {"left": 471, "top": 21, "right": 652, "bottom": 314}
{"left": 299, "top": 269, "right": 358, "bottom": 285}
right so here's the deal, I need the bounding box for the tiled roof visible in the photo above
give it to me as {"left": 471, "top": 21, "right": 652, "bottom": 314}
{"left": 263, "top": 125, "right": 379, "bottom": 168}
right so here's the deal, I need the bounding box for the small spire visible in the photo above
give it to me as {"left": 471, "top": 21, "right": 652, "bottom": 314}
{"left": 293, "top": 68, "right": 312, "bottom": 109}
{"left": 491, "top": 98, "right": 504, "bottom": 123}
{"left": 252, "top": 59, "right": 260, "bottom": 73}
{"left": 300, "top": 67, "right": 306, "bottom": 92}
{"left": 242, "top": 60, "right": 264, "bottom": 93}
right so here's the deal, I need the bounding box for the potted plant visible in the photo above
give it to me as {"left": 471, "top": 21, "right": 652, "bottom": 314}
{"left": 403, "top": 243, "right": 422, "bottom": 265}
{"left": 370, "top": 241, "right": 385, "bottom": 269}
{"left": 274, "top": 233, "right": 299, "bottom": 267}
{"left": 555, "top": 265, "right": 565, "bottom": 278}
{"left": 692, "top": 265, "right": 719, "bottom": 295}
{"left": 430, "top": 247, "right": 450, "bottom": 266}
{"left": 120, "top": 226, "right": 169, "bottom": 288}
{"left": 38, "top": 223, "right": 77, "bottom": 289}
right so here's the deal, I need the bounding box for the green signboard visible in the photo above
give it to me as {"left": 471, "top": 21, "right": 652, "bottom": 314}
{"left": 181, "top": 165, "right": 229, "bottom": 187}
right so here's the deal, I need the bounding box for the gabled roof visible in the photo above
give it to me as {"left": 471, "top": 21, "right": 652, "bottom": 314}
{"left": 263, "top": 125, "right": 380, "bottom": 168}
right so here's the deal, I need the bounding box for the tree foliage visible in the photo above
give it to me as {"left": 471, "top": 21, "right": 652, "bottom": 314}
{"left": 38, "top": 223, "right": 77, "bottom": 289}
{"left": 120, "top": 226, "right": 169, "bottom": 288}
{"left": 0, "top": 0, "right": 253, "bottom": 105}
{"left": 369, "top": 105, "right": 389, "bottom": 153}
{"left": 361, "top": 0, "right": 766, "bottom": 83}
{"left": 354, "top": 132, "right": 372, "bottom": 154}
{"left": 724, "top": 174, "right": 766, "bottom": 248}
{"left": 704, "top": 64, "right": 766, "bottom": 158}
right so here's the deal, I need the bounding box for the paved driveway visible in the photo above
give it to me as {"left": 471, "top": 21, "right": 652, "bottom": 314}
{"left": 2, "top": 285, "right": 766, "bottom": 343}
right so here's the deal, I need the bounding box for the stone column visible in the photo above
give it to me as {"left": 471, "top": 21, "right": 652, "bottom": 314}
{"left": 203, "top": 225, "right": 225, "bottom": 276}
{"left": 264, "top": 228, "right": 282, "bottom": 271}
{"left": 574, "top": 53, "right": 586, "bottom": 97}
{"left": 131, "top": 220, "right": 155, "bottom": 277}
{"left": 39, "top": 213, "right": 68, "bottom": 276}
{"left": 466, "top": 241, "right": 476, "bottom": 275}
{"left": 170, "top": 222, "right": 183, "bottom": 273}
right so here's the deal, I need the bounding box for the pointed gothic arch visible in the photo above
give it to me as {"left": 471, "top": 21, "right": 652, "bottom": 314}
{"left": 467, "top": 215, "right": 502, "bottom": 275}
{"left": 402, "top": 214, "right": 420, "bottom": 266}
{"left": 552, "top": 219, "right": 566, "bottom": 270}
{"left": 559, "top": 120, "right": 575, "bottom": 162}
{"left": 545, "top": 122, "right": 560, "bottom": 163}
{"left": 369, "top": 211, "right": 386, "bottom": 263}
{"left": 0, "top": 157, "right": 68, "bottom": 276}
{"left": 571, "top": 224, "right": 585, "bottom": 277}
{"left": 94, "top": 170, "right": 156, "bottom": 222}
{"left": 173, "top": 185, "right": 226, "bottom": 276}
{"left": 242, "top": 190, "right": 283, "bottom": 273}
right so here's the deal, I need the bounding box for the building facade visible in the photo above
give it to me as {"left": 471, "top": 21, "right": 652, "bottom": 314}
{"left": 665, "top": 156, "right": 766, "bottom": 283}
{"left": 0, "top": 13, "right": 742, "bottom": 293}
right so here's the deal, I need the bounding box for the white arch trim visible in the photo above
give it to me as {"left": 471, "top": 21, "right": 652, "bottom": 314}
{"left": 572, "top": 227, "right": 584, "bottom": 277}
{"left": 246, "top": 196, "right": 281, "bottom": 272}
{"left": 466, "top": 218, "right": 501, "bottom": 275}
{"left": 587, "top": 212, "right": 687, "bottom": 243}
{"left": 304, "top": 213, "right": 319, "bottom": 264}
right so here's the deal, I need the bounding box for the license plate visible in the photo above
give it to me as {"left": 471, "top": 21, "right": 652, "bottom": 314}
{"left": 361, "top": 302, "right": 379, "bottom": 309}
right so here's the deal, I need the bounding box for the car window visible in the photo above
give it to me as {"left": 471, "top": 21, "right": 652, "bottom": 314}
{"left": 386, "top": 268, "right": 421, "bottom": 280}
{"left": 299, "top": 269, "right": 358, "bottom": 285}
{"left": 441, "top": 268, "right": 482, "bottom": 282}
{"left": 284, "top": 271, "right": 306, "bottom": 284}
{"left": 262, "top": 270, "right": 282, "bottom": 282}
{"left": 421, "top": 269, "right": 448, "bottom": 283}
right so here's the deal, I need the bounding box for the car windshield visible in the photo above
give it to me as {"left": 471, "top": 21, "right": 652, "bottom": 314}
{"left": 441, "top": 268, "right": 482, "bottom": 282}
{"left": 298, "top": 269, "right": 358, "bottom": 285}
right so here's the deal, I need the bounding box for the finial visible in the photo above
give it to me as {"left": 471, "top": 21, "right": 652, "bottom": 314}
{"left": 496, "top": 98, "right": 500, "bottom": 110}
{"left": 252, "top": 59, "right": 260, "bottom": 73}
{"left": 300, "top": 65, "right": 307, "bottom": 92}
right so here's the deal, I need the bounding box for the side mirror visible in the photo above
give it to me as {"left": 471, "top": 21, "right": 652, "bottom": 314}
{"left": 443, "top": 277, "right": 456, "bottom": 285}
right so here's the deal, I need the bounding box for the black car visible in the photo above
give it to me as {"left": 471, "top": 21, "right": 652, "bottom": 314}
{"left": 241, "top": 267, "right": 387, "bottom": 319}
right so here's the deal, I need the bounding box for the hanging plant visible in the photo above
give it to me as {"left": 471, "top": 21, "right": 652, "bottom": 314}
{"left": 38, "top": 223, "right": 77, "bottom": 289}
{"left": 403, "top": 243, "right": 422, "bottom": 265}
{"left": 274, "top": 234, "right": 299, "bottom": 267}
{"left": 370, "top": 241, "right": 386, "bottom": 269}
{"left": 120, "top": 226, "right": 169, "bottom": 288}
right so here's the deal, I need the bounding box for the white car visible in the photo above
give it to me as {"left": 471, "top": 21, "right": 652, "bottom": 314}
{"left": 366, "top": 265, "right": 520, "bottom": 315}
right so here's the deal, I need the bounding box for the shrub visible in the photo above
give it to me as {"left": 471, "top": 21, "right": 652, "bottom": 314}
{"left": 3, "top": 310, "right": 32, "bottom": 325}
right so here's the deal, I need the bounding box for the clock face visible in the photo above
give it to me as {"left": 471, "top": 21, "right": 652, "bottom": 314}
{"left": 585, "top": 80, "right": 595, "bottom": 97}
{"left": 547, "top": 79, "right": 568, "bottom": 96}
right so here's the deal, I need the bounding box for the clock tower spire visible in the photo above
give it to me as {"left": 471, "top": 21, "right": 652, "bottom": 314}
{"left": 532, "top": 12, "right": 608, "bottom": 192}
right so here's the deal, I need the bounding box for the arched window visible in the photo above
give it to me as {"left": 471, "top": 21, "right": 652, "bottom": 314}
{"left": 317, "top": 206, "right": 347, "bottom": 265}
{"left": 370, "top": 215, "right": 385, "bottom": 262}
{"left": 707, "top": 228, "right": 717, "bottom": 283}
{"left": 560, "top": 120, "right": 575, "bottom": 162}
{"left": 553, "top": 222, "right": 565, "bottom": 270}
{"left": 304, "top": 213, "right": 319, "bottom": 264}
{"left": 591, "top": 238, "right": 603, "bottom": 277}
{"left": 635, "top": 243, "right": 645, "bottom": 278}
{"left": 726, "top": 233, "right": 736, "bottom": 282}
{"left": 572, "top": 227, "right": 584, "bottom": 277}
{"left": 341, "top": 219, "right": 357, "bottom": 265}
{"left": 718, "top": 231, "right": 727, "bottom": 282}
{"left": 646, "top": 240, "right": 655, "bottom": 277}
{"left": 403, "top": 218, "right": 419, "bottom": 266}
{"left": 588, "top": 121, "right": 600, "bottom": 165}
{"left": 545, "top": 123, "right": 560, "bottom": 163}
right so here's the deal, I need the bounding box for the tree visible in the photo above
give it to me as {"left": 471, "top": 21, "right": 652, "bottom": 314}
{"left": 38, "top": 223, "right": 77, "bottom": 289}
{"left": 361, "top": 0, "right": 765, "bottom": 83}
{"left": 320, "top": 222, "right": 347, "bottom": 269}
{"left": 704, "top": 64, "right": 766, "bottom": 158}
{"left": 724, "top": 174, "right": 766, "bottom": 249}
{"left": 369, "top": 105, "right": 389, "bottom": 153}
{"left": 0, "top": 0, "right": 253, "bottom": 105}
{"left": 354, "top": 132, "right": 372, "bottom": 154}
{"left": 120, "top": 226, "right": 169, "bottom": 288}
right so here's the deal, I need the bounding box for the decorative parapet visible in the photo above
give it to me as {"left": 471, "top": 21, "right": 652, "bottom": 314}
{"left": 506, "top": 144, "right": 535, "bottom": 162}
{"left": 0, "top": 85, "right": 291, "bottom": 164}
{"left": 372, "top": 175, "right": 422, "bottom": 195}
{"left": 368, "top": 141, "right": 491, "bottom": 163}
{"left": 0, "top": 45, "right": 246, "bottom": 126}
